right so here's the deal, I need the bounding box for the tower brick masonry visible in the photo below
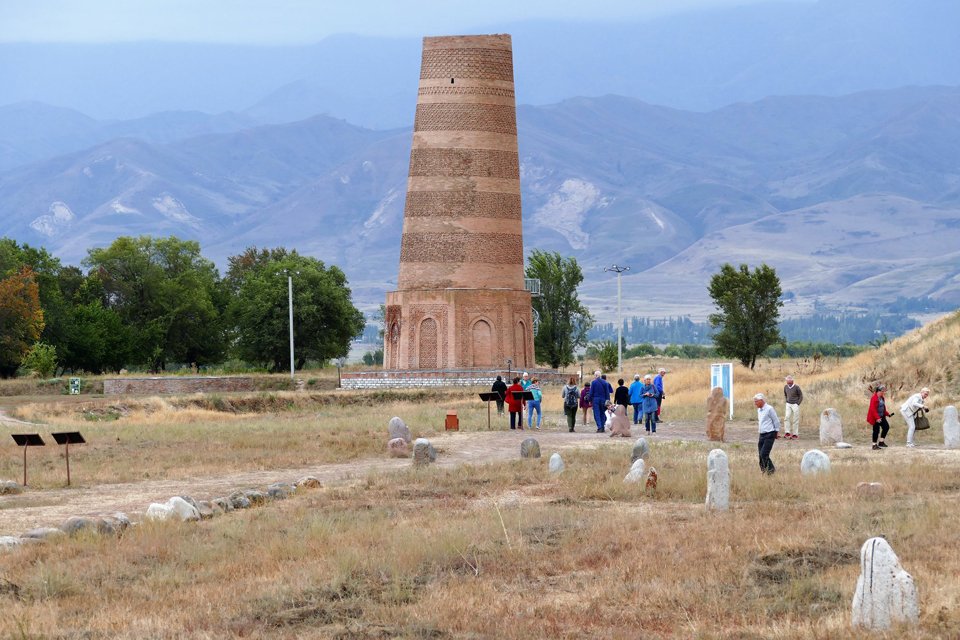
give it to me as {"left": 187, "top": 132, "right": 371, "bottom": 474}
{"left": 384, "top": 34, "right": 534, "bottom": 370}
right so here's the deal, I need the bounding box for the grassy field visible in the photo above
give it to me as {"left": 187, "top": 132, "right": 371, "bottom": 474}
{"left": 0, "top": 312, "right": 958, "bottom": 637}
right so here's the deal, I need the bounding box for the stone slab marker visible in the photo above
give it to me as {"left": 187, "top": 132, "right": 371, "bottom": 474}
{"left": 819, "top": 408, "right": 843, "bottom": 445}
{"left": 520, "top": 438, "right": 541, "bottom": 459}
{"left": 943, "top": 405, "right": 959, "bottom": 448}
{"left": 383, "top": 34, "right": 534, "bottom": 370}
{"left": 388, "top": 417, "right": 412, "bottom": 443}
{"left": 852, "top": 537, "right": 919, "bottom": 630}
{"left": 413, "top": 438, "right": 436, "bottom": 466}
{"left": 706, "top": 387, "right": 726, "bottom": 441}
{"left": 624, "top": 459, "right": 646, "bottom": 484}
{"left": 631, "top": 437, "right": 649, "bottom": 463}
{"left": 548, "top": 452, "right": 564, "bottom": 474}
{"left": 705, "top": 449, "right": 730, "bottom": 511}
{"left": 800, "top": 449, "right": 831, "bottom": 475}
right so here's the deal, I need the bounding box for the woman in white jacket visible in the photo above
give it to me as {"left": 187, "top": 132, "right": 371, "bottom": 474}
{"left": 900, "top": 387, "right": 930, "bottom": 448}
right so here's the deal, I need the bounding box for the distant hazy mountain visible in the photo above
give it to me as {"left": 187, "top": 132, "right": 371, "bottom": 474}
{"left": 1, "top": 86, "right": 957, "bottom": 319}
{"left": 1, "top": 0, "right": 958, "bottom": 128}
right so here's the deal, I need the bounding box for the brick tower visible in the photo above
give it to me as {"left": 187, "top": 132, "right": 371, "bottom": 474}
{"left": 384, "top": 34, "right": 534, "bottom": 370}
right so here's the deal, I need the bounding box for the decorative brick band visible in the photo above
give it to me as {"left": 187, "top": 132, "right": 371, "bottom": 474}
{"left": 420, "top": 48, "right": 514, "bottom": 81}
{"left": 414, "top": 104, "right": 517, "bottom": 135}
{"left": 418, "top": 85, "right": 516, "bottom": 99}
{"left": 404, "top": 191, "right": 521, "bottom": 219}
{"left": 400, "top": 232, "right": 523, "bottom": 264}
{"left": 409, "top": 148, "right": 519, "bottom": 179}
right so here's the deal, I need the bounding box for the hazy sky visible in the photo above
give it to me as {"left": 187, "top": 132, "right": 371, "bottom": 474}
{"left": 0, "top": 0, "right": 801, "bottom": 44}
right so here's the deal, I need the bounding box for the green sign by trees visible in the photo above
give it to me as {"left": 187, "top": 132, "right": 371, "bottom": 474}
{"left": 525, "top": 250, "right": 593, "bottom": 369}
{"left": 708, "top": 263, "right": 783, "bottom": 370}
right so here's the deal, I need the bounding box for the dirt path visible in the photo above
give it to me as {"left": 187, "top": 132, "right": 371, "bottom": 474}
{"left": 0, "top": 416, "right": 769, "bottom": 537}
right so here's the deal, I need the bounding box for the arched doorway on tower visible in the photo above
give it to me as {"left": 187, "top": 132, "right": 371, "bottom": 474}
{"left": 418, "top": 317, "right": 438, "bottom": 369}
{"left": 471, "top": 319, "right": 493, "bottom": 367}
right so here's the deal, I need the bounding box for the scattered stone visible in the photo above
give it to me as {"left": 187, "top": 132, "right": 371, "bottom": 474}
{"left": 520, "top": 438, "right": 541, "bottom": 459}
{"left": 146, "top": 497, "right": 201, "bottom": 522}
{"left": 548, "top": 452, "right": 564, "bottom": 474}
{"left": 645, "top": 467, "right": 658, "bottom": 491}
{"left": 819, "top": 408, "right": 843, "bottom": 445}
{"left": 608, "top": 404, "right": 632, "bottom": 437}
{"left": 60, "top": 516, "right": 100, "bottom": 536}
{"left": 0, "top": 536, "right": 23, "bottom": 551}
{"left": 267, "top": 483, "right": 295, "bottom": 500}
{"left": 835, "top": 442, "right": 853, "bottom": 449}
{"left": 706, "top": 449, "right": 730, "bottom": 511}
{"left": 97, "top": 513, "right": 131, "bottom": 535}
{"left": 22, "top": 527, "right": 65, "bottom": 541}
{"left": 706, "top": 387, "right": 727, "bottom": 442}
{"left": 413, "top": 438, "right": 436, "bottom": 466}
{"left": 631, "top": 437, "right": 650, "bottom": 463}
{"left": 856, "top": 482, "right": 886, "bottom": 500}
{"left": 243, "top": 490, "right": 268, "bottom": 506}
{"left": 178, "top": 495, "right": 200, "bottom": 511}
{"left": 388, "top": 416, "right": 413, "bottom": 443}
{"left": 213, "top": 497, "right": 234, "bottom": 512}
{"left": 943, "top": 406, "right": 959, "bottom": 448}
{"left": 800, "top": 449, "right": 831, "bottom": 476}
{"left": 228, "top": 492, "right": 252, "bottom": 510}
{"left": 0, "top": 480, "right": 23, "bottom": 495}
{"left": 296, "top": 476, "right": 322, "bottom": 489}
{"left": 196, "top": 501, "right": 217, "bottom": 519}
{"left": 624, "top": 459, "right": 646, "bottom": 484}
{"left": 852, "top": 537, "right": 919, "bottom": 630}
{"left": 387, "top": 437, "right": 410, "bottom": 458}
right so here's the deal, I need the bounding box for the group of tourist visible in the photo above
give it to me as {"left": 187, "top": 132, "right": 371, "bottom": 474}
{"left": 754, "top": 376, "right": 934, "bottom": 475}
{"left": 491, "top": 368, "right": 669, "bottom": 434}
{"left": 491, "top": 372, "right": 545, "bottom": 430}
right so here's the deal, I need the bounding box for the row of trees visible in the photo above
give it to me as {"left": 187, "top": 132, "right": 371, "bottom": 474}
{"left": 0, "top": 237, "right": 364, "bottom": 377}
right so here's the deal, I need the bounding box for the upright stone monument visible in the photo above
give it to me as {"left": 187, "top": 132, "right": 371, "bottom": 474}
{"left": 384, "top": 35, "right": 534, "bottom": 370}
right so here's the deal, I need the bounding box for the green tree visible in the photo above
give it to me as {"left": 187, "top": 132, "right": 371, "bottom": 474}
{"left": 22, "top": 342, "right": 57, "bottom": 378}
{"left": 0, "top": 268, "right": 45, "bottom": 377}
{"left": 225, "top": 248, "right": 365, "bottom": 372}
{"left": 708, "top": 263, "right": 783, "bottom": 370}
{"left": 84, "top": 236, "right": 227, "bottom": 371}
{"left": 525, "top": 250, "right": 593, "bottom": 368}
{"left": 591, "top": 340, "right": 619, "bottom": 372}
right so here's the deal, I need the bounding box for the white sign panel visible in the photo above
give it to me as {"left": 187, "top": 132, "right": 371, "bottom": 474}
{"left": 710, "top": 362, "right": 734, "bottom": 419}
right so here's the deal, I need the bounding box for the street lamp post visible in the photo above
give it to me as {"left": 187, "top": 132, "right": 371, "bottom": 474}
{"left": 604, "top": 264, "right": 630, "bottom": 375}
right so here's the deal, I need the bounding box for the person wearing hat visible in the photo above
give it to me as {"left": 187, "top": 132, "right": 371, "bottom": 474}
{"left": 754, "top": 393, "right": 780, "bottom": 474}
{"left": 900, "top": 387, "right": 931, "bottom": 448}
{"left": 866, "top": 384, "right": 893, "bottom": 450}
{"left": 782, "top": 375, "right": 803, "bottom": 440}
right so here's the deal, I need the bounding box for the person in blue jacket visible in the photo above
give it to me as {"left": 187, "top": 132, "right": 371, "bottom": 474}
{"left": 640, "top": 374, "right": 659, "bottom": 433}
{"left": 628, "top": 374, "right": 644, "bottom": 424}
{"left": 589, "top": 370, "right": 610, "bottom": 432}
{"left": 653, "top": 368, "right": 667, "bottom": 423}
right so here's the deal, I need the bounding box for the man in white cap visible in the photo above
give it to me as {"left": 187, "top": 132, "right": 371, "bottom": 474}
{"left": 900, "top": 387, "right": 930, "bottom": 448}
{"left": 754, "top": 393, "right": 780, "bottom": 474}
{"left": 782, "top": 375, "right": 803, "bottom": 440}
{"left": 520, "top": 372, "right": 531, "bottom": 391}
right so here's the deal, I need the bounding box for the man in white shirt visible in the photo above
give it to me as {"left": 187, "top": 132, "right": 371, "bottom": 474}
{"left": 755, "top": 393, "right": 780, "bottom": 474}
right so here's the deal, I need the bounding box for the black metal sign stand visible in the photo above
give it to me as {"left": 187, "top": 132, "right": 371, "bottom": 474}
{"left": 51, "top": 432, "right": 86, "bottom": 486}
{"left": 512, "top": 391, "right": 535, "bottom": 429}
{"left": 11, "top": 434, "right": 45, "bottom": 487}
{"left": 478, "top": 392, "right": 504, "bottom": 430}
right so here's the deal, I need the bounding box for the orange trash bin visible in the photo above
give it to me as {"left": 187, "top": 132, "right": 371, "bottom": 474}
{"left": 445, "top": 410, "right": 459, "bottom": 431}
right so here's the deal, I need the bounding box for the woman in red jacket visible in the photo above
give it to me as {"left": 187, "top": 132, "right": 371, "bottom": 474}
{"left": 867, "top": 384, "right": 894, "bottom": 450}
{"left": 505, "top": 377, "right": 525, "bottom": 430}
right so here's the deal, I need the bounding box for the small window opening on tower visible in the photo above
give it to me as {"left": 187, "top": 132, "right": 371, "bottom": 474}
{"left": 450, "top": 77, "right": 455, "bottom": 84}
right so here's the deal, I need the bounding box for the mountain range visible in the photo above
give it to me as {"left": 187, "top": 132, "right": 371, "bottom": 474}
{"left": 1, "top": 85, "right": 958, "bottom": 320}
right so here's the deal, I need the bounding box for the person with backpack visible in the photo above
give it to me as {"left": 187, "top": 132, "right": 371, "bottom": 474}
{"left": 562, "top": 376, "right": 580, "bottom": 432}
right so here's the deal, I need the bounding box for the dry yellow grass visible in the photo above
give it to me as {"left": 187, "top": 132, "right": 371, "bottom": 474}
{"left": 2, "top": 315, "right": 959, "bottom": 637}
{"left": 2, "top": 444, "right": 959, "bottom": 638}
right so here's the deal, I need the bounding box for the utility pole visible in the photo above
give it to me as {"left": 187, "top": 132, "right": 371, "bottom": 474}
{"left": 604, "top": 264, "right": 630, "bottom": 375}
{"left": 277, "top": 270, "right": 299, "bottom": 380}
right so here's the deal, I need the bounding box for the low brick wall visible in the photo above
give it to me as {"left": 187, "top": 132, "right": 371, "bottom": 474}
{"left": 103, "top": 376, "right": 262, "bottom": 395}
{"left": 341, "top": 369, "right": 572, "bottom": 390}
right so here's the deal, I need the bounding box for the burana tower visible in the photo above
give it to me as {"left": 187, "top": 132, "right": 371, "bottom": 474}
{"left": 384, "top": 34, "right": 534, "bottom": 370}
